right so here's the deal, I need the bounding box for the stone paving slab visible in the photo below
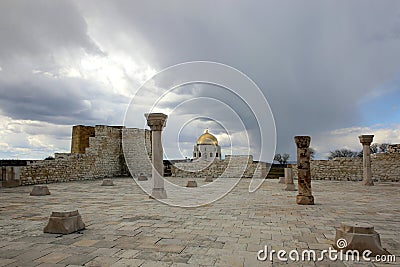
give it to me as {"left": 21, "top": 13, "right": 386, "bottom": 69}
{"left": 0, "top": 177, "right": 399, "bottom": 266}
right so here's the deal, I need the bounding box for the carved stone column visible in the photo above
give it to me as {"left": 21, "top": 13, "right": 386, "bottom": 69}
{"left": 359, "top": 135, "right": 374, "bottom": 186}
{"left": 145, "top": 113, "right": 168, "bottom": 199}
{"left": 294, "top": 136, "right": 314, "bottom": 205}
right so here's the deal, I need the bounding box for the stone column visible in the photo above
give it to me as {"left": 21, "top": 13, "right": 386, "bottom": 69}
{"left": 284, "top": 167, "right": 296, "bottom": 191}
{"left": 359, "top": 135, "right": 374, "bottom": 186}
{"left": 294, "top": 136, "right": 314, "bottom": 205}
{"left": 145, "top": 113, "right": 168, "bottom": 199}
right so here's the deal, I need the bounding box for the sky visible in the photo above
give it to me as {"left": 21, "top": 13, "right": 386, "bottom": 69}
{"left": 1, "top": 0, "right": 400, "bottom": 161}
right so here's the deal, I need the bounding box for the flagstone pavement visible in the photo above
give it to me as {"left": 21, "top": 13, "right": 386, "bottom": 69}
{"left": 0, "top": 177, "right": 399, "bottom": 267}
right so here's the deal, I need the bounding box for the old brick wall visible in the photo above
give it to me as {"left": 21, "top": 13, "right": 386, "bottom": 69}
{"left": 291, "top": 152, "right": 400, "bottom": 182}
{"left": 387, "top": 144, "right": 400, "bottom": 153}
{"left": 122, "top": 128, "right": 152, "bottom": 177}
{"left": 71, "top": 125, "right": 95, "bottom": 154}
{"left": 371, "top": 153, "right": 400, "bottom": 181}
{"left": 19, "top": 126, "right": 152, "bottom": 185}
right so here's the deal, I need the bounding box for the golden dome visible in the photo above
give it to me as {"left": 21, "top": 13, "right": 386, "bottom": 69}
{"left": 197, "top": 129, "right": 218, "bottom": 146}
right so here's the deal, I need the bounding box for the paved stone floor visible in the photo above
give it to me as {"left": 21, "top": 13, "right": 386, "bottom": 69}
{"left": 0, "top": 177, "right": 399, "bottom": 266}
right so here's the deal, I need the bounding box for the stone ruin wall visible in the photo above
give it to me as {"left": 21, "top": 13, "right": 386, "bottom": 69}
{"left": 71, "top": 125, "right": 95, "bottom": 154}
{"left": 8, "top": 126, "right": 400, "bottom": 185}
{"left": 291, "top": 150, "right": 400, "bottom": 182}
{"left": 171, "top": 155, "right": 268, "bottom": 179}
{"left": 122, "top": 128, "right": 152, "bottom": 177}
{"left": 17, "top": 125, "right": 152, "bottom": 185}
{"left": 387, "top": 144, "right": 400, "bottom": 153}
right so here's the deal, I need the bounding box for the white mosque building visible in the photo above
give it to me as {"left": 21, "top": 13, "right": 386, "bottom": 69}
{"left": 193, "top": 129, "right": 222, "bottom": 161}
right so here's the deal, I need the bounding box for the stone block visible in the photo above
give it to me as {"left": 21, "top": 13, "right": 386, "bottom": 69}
{"left": 138, "top": 175, "right": 148, "bottom": 181}
{"left": 333, "top": 222, "right": 390, "bottom": 256}
{"left": 43, "top": 210, "right": 85, "bottom": 235}
{"left": 101, "top": 179, "right": 114, "bottom": 186}
{"left": 30, "top": 185, "right": 51, "bottom": 196}
{"left": 1, "top": 166, "right": 21, "bottom": 187}
{"left": 204, "top": 177, "right": 213, "bottom": 182}
{"left": 150, "top": 188, "right": 167, "bottom": 199}
{"left": 186, "top": 181, "right": 198, "bottom": 187}
{"left": 2, "top": 179, "right": 20, "bottom": 188}
{"left": 285, "top": 184, "right": 296, "bottom": 191}
{"left": 278, "top": 177, "right": 285, "bottom": 184}
{"left": 296, "top": 195, "right": 314, "bottom": 205}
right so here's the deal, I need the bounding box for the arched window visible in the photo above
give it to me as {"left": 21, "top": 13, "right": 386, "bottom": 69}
{"left": 210, "top": 153, "right": 213, "bottom": 157}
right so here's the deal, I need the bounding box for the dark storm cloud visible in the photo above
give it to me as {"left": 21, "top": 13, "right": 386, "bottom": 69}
{"left": 0, "top": 0, "right": 126, "bottom": 127}
{"left": 157, "top": 84, "right": 261, "bottom": 132}
{"left": 0, "top": 72, "right": 116, "bottom": 125}
{"left": 0, "top": 71, "right": 130, "bottom": 129}
{"left": 0, "top": 0, "right": 101, "bottom": 63}
{"left": 79, "top": 0, "right": 400, "bottom": 156}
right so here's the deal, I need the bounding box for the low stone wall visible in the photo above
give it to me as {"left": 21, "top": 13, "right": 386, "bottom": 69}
{"left": 18, "top": 126, "right": 152, "bottom": 185}
{"left": 388, "top": 144, "right": 400, "bottom": 153}
{"left": 291, "top": 152, "right": 400, "bottom": 182}
{"left": 171, "top": 155, "right": 268, "bottom": 178}
{"left": 371, "top": 153, "right": 400, "bottom": 182}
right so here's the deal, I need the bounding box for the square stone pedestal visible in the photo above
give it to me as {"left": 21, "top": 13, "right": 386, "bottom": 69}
{"left": 150, "top": 188, "right": 167, "bottom": 199}
{"left": 43, "top": 210, "right": 85, "bottom": 234}
{"left": 30, "top": 185, "right": 51, "bottom": 196}
{"left": 296, "top": 195, "right": 314, "bottom": 205}
{"left": 101, "top": 179, "right": 114, "bottom": 186}
{"left": 285, "top": 184, "right": 296, "bottom": 191}
{"left": 204, "top": 177, "right": 213, "bottom": 182}
{"left": 138, "top": 175, "right": 148, "bottom": 181}
{"left": 333, "top": 222, "right": 390, "bottom": 256}
{"left": 186, "top": 181, "right": 198, "bottom": 187}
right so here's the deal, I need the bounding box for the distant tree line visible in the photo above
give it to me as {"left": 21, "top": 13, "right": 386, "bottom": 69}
{"left": 274, "top": 143, "right": 390, "bottom": 163}
{"left": 274, "top": 148, "right": 316, "bottom": 165}
{"left": 328, "top": 143, "right": 390, "bottom": 160}
{"left": 273, "top": 153, "right": 290, "bottom": 165}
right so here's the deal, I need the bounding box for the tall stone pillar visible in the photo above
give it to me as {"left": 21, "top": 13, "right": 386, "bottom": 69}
{"left": 145, "top": 113, "right": 168, "bottom": 199}
{"left": 294, "top": 136, "right": 314, "bottom": 205}
{"left": 359, "top": 135, "right": 374, "bottom": 186}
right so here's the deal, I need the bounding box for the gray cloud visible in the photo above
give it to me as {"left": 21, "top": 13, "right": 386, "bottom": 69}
{"left": 0, "top": 0, "right": 101, "bottom": 63}
{"left": 1, "top": 0, "right": 400, "bottom": 159}
{"left": 76, "top": 0, "right": 400, "bottom": 156}
{"left": 0, "top": 72, "right": 129, "bottom": 125}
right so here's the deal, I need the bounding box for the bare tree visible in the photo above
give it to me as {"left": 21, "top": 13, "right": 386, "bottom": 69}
{"left": 274, "top": 154, "right": 282, "bottom": 164}
{"left": 328, "top": 143, "right": 392, "bottom": 160}
{"left": 379, "top": 143, "right": 390, "bottom": 153}
{"left": 274, "top": 153, "right": 290, "bottom": 165}
{"left": 370, "top": 143, "right": 378, "bottom": 154}
{"left": 328, "top": 149, "right": 359, "bottom": 160}
{"left": 309, "top": 147, "right": 316, "bottom": 159}
{"left": 282, "top": 153, "right": 290, "bottom": 164}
